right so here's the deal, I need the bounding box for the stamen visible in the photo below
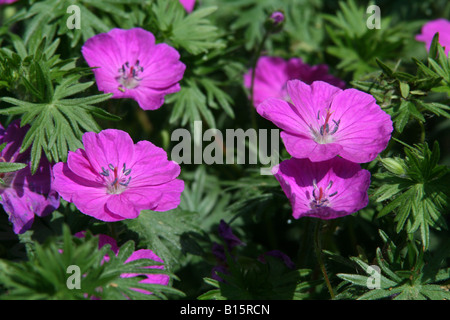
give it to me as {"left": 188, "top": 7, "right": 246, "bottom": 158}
{"left": 329, "top": 191, "right": 338, "bottom": 197}
{"left": 100, "top": 167, "right": 109, "bottom": 177}
{"left": 119, "top": 177, "right": 132, "bottom": 186}
{"left": 330, "top": 120, "right": 340, "bottom": 135}
{"left": 326, "top": 180, "right": 333, "bottom": 190}
{"left": 116, "top": 60, "right": 144, "bottom": 90}
{"left": 109, "top": 164, "right": 115, "bottom": 171}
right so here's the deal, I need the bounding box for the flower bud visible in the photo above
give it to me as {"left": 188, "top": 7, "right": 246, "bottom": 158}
{"left": 380, "top": 157, "right": 406, "bottom": 175}
{"left": 265, "top": 11, "right": 285, "bottom": 33}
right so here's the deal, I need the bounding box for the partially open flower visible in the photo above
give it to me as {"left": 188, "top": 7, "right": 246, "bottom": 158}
{"left": 244, "top": 56, "right": 346, "bottom": 107}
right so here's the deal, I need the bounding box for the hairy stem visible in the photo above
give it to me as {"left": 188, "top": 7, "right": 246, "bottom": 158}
{"left": 314, "top": 220, "right": 335, "bottom": 299}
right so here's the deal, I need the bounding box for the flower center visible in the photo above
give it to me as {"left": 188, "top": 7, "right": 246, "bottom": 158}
{"left": 311, "top": 108, "right": 340, "bottom": 144}
{"left": 310, "top": 179, "right": 337, "bottom": 209}
{"left": 100, "top": 163, "right": 132, "bottom": 195}
{"left": 116, "top": 60, "right": 144, "bottom": 91}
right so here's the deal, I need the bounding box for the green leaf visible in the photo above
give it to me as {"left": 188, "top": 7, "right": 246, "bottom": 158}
{"left": 0, "top": 162, "right": 27, "bottom": 173}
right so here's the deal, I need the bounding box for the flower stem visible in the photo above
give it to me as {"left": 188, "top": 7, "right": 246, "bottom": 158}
{"left": 314, "top": 220, "right": 335, "bottom": 299}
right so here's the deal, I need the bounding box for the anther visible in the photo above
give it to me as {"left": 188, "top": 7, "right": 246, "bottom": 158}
{"left": 119, "top": 177, "right": 132, "bottom": 187}
{"left": 326, "top": 180, "right": 333, "bottom": 190}
{"left": 100, "top": 167, "right": 109, "bottom": 177}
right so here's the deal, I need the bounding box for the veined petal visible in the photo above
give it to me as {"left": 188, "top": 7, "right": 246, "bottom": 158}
{"left": 274, "top": 157, "right": 370, "bottom": 220}
{"left": 82, "top": 129, "right": 134, "bottom": 173}
{"left": 105, "top": 194, "right": 141, "bottom": 220}
{"left": 287, "top": 80, "right": 342, "bottom": 130}
{"left": 139, "top": 43, "right": 186, "bottom": 90}
{"left": 257, "top": 98, "right": 311, "bottom": 135}
{"left": 129, "top": 140, "right": 181, "bottom": 187}
{"left": 280, "top": 131, "right": 343, "bottom": 162}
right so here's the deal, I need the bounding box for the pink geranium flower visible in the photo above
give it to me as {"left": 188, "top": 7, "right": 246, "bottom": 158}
{"left": 257, "top": 80, "right": 393, "bottom": 163}
{"left": 81, "top": 28, "right": 186, "bottom": 110}
{"left": 244, "top": 56, "right": 346, "bottom": 107}
{"left": 273, "top": 157, "right": 371, "bottom": 220}
{"left": 75, "top": 232, "right": 169, "bottom": 296}
{"left": 179, "top": 0, "right": 195, "bottom": 13}
{"left": 416, "top": 19, "right": 450, "bottom": 57}
{"left": 0, "top": 0, "right": 18, "bottom": 4}
{"left": 52, "top": 129, "right": 184, "bottom": 222}
{"left": 0, "top": 120, "right": 59, "bottom": 234}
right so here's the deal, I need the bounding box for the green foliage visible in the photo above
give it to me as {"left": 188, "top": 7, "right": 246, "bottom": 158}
{"left": 0, "top": 30, "right": 118, "bottom": 173}
{"left": 324, "top": 0, "right": 419, "bottom": 79}
{"left": 5, "top": 0, "right": 147, "bottom": 48}
{"left": 0, "top": 226, "right": 182, "bottom": 300}
{"left": 199, "top": 251, "right": 315, "bottom": 300}
{"left": 353, "top": 38, "right": 450, "bottom": 134}
{"left": 152, "top": 0, "right": 225, "bottom": 55}
{"left": 336, "top": 230, "right": 450, "bottom": 300}
{"left": 374, "top": 142, "right": 449, "bottom": 250}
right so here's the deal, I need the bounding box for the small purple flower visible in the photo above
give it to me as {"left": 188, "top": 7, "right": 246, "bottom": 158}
{"left": 0, "top": 120, "right": 59, "bottom": 234}
{"left": 416, "top": 19, "right": 450, "bottom": 57}
{"left": 257, "top": 80, "right": 393, "bottom": 163}
{"left": 244, "top": 56, "right": 346, "bottom": 107}
{"left": 179, "top": 0, "right": 195, "bottom": 13}
{"left": 218, "top": 219, "right": 245, "bottom": 250}
{"left": 273, "top": 157, "right": 371, "bottom": 220}
{"left": 0, "top": 0, "right": 18, "bottom": 4}
{"left": 270, "top": 11, "right": 285, "bottom": 25}
{"left": 211, "top": 220, "right": 245, "bottom": 282}
{"left": 82, "top": 28, "right": 186, "bottom": 110}
{"left": 52, "top": 129, "right": 184, "bottom": 222}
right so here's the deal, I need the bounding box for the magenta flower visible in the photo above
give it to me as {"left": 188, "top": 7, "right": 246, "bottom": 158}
{"left": 81, "top": 28, "right": 186, "bottom": 110}
{"left": 244, "top": 56, "right": 346, "bottom": 107}
{"left": 416, "top": 19, "right": 450, "bottom": 57}
{"left": 52, "top": 129, "right": 184, "bottom": 222}
{"left": 257, "top": 80, "right": 393, "bottom": 163}
{"left": 0, "top": 120, "right": 59, "bottom": 234}
{"left": 273, "top": 157, "right": 371, "bottom": 220}
{"left": 0, "top": 0, "right": 18, "bottom": 4}
{"left": 179, "top": 0, "right": 195, "bottom": 13}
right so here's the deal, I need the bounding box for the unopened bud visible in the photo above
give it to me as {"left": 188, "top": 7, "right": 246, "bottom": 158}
{"left": 265, "top": 11, "right": 285, "bottom": 33}
{"left": 380, "top": 157, "right": 406, "bottom": 175}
